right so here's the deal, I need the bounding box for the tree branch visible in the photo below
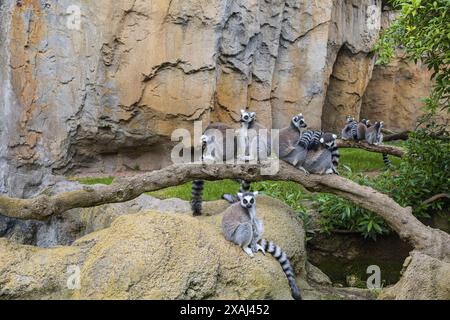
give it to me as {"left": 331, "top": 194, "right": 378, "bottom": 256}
{"left": 336, "top": 140, "right": 405, "bottom": 157}
{"left": 0, "top": 162, "right": 448, "bottom": 258}
{"left": 383, "top": 131, "right": 410, "bottom": 142}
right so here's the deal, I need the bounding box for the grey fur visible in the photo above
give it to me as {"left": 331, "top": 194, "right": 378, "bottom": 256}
{"left": 221, "top": 192, "right": 302, "bottom": 300}
{"left": 365, "top": 121, "right": 384, "bottom": 145}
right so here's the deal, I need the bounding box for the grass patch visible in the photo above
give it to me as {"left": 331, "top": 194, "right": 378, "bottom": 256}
{"left": 340, "top": 148, "right": 401, "bottom": 173}
{"left": 72, "top": 176, "right": 114, "bottom": 185}
{"left": 150, "top": 179, "right": 240, "bottom": 201}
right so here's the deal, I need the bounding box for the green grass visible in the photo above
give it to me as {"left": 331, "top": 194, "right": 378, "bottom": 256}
{"left": 150, "top": 179, "right": 240, "bottom": 201}
{"left": 340, "top": 148, "right": 401, "bottom": 173}
{"left": 72, "top": 176, "right": 114, "bottom": 185}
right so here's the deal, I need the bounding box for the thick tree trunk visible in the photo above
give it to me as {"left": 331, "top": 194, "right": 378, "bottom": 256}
{"left": 0, "top": 162, "right": 447, "bottom": 259}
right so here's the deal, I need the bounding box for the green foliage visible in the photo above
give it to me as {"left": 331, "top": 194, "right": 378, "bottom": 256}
{"left": 376, "top": 0, "right": 450, "bottom": 113}
{"left": 371, "top": 130, "right": 450, "bottom": 217}
{"left": 313, "top": 193, "right": 390, "bottom": 240}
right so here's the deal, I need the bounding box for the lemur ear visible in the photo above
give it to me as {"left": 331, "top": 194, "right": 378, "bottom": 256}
{"left": 237, "top": 192, "right": 243, "bottom": 199}
{"left": 298, "top": 113, "right": 303, "bottom": 117}
{"left": 253, "top": 191, "right": 259, "bottom": 197}
{"left": 320, "top": 138, "right": 324, "bottom": 143}
{"left": 332, "top": 134, "right": 337, "bottom": 139}
{"left": 240, "top": 109, "right": 245, "bottom": 115}
{"left": 251, "top": 112, "right": 256, "bottom": 118}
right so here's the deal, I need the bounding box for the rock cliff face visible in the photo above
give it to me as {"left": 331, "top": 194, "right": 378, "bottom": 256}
{"left": 0, "top": 1, "right": 436, "bottom": 196}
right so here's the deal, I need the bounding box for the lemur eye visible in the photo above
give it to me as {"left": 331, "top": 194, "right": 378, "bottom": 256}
{"left": 244, "top": 115, "right": 249, "bottom": 120}
{"left": 293, "top": 116, "right": 299, "bottom": 122}
{"left": 243, "top": 199, "right": 248, "bottom": 204}
{"left": 250, "top": 198, "right": 254, "bottom": 204}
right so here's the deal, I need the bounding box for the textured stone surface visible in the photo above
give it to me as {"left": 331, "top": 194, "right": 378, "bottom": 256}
{"left": 359, "top": 9, "right": 437, "bottom": 131}
{"left": 379, "top": 252, "right": 450, "bottom": 300}
{"left": 0, "top": 196, "right": 307, "bottom": 299}
{"left": 0, "top": 0, "right": 386, "bottom": 196}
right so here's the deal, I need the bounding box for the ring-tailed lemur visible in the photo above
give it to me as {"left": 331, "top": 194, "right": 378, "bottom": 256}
{"left": 300, "top": 132, "right": 339, "bottom": 175}
{"left": 342, "top": 116, "right": 368, "bottom": 141}
{"left": 193, "top": 110, "right": 266, "bottom": 214}
{"left": 221, "top": 192, "right": 302, "bottom": 300}
{"left": 341, "top": 115, "right": 357, "bottom": 140}
{"left": 365, "top": 121, "right": 383, "bottom": 145}
{"left": 223, "top": 113, "right": 308, "bottom": 203}
{"left": 365, "top": 121, "right": 391, "bottom": 167}
{"left": 192, "top": 122, "right": 237, "bottom": 215}
{"left": 277, "top": 114, "right": 308, "bottom": 158}
{"left": 238, "top": 109, "right": 271, "bottom": 161}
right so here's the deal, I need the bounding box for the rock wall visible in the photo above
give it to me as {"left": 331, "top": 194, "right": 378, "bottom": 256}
{"left": 0, "top": 1, "right": 435, "bottom": 196}
{"left": 359, "top": 8, "right": 435, "bottom": 132}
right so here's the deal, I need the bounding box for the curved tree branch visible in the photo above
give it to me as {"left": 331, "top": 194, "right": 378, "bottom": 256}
{"left": 383, "top": 131, "right": 410, "bottom": 142}
{"left": 0, "top": 162, "right": 448, "bottom": 259}
{"left": 336, "top": 140, "right": 405, "bottom": 157}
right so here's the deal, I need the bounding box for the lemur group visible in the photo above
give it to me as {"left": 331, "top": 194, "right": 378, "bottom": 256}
{"left": 190, "top": 110, "right": 386, "bottom": 300}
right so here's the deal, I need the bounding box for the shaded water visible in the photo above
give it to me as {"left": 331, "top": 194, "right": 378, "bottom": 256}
{"left": 307, "top": 233, "right": 413, "bottom": 287}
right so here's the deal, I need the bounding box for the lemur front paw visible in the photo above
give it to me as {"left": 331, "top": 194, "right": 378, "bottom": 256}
{"left": 298, "top": 167, "right": 310, "bottom": 176}
{"left": 243, "top": 247, "right": 255, "bottom": 258}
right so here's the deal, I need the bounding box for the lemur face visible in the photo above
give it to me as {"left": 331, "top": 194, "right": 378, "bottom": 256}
{"left": 346, "top": 115, "right": 355, "bottom": 123}
{"left": 320, "top": 133, "right": 337, "bottom": 148}
{"left": 238, "top": 191, "right": 258, "bottom": 209}
{"left": 240, "top": 109, "right": 254, "bottom": 124}
{"left": 292, "top": 113, "right": 307, "bottom": 129}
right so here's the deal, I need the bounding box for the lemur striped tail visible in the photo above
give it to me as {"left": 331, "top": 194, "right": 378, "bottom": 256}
{"left": 259, "top": 239, "right": 302, "bottom": 300}
{"left": 330, "top": 141, "right": 340, "bottom": 174}
{"left": 222, "top": 180, "right": 251, "bottom": 204}
{"left": 382, "top": 153, "right": 391, "bottom": 167}
{"left": 191, "top": 180, "right": 204, "bottom": 216}
{"left": 350, "top": 122, "right": 358, "bottom": 140}
{"left": 298, "top": 130, "right": 322, "bottom": 150}
{"left": 240, "top": 180, "right": 251, "bottom": 192}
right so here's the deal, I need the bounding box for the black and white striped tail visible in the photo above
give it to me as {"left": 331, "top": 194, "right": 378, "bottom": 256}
{"left": 191, "top": 180, "right": 204, "bottom": 216}
{"left": 298, "top": 130, "right": 322, "bottom": 150}
{"left": 382, "top": 153, "right": 391, "bottom": 167}
{"left": 222, "top": 180, "right": 251, "bottom": 203}
{"left": 259, "top": 239, "right": 302, "bottom": 300}
{"left": 240, "top": 180, "right": 251, "bottom": 192}
{"left": 350, "top": 122, "right": 358, "bottom": 140}
{"left": 330, "top": 142, "right": 340, "bottom": 174}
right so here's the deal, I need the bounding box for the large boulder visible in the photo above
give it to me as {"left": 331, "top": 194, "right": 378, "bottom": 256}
{"left": 0, "top": 196, "right": 308, "bottom": 299}
{"left": 378, "top": 252, "right": 450, "bottom": 300}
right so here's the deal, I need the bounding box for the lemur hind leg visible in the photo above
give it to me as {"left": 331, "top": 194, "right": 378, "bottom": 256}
{"left": 232, "top": 223, "right": 254, "bottom": 258}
